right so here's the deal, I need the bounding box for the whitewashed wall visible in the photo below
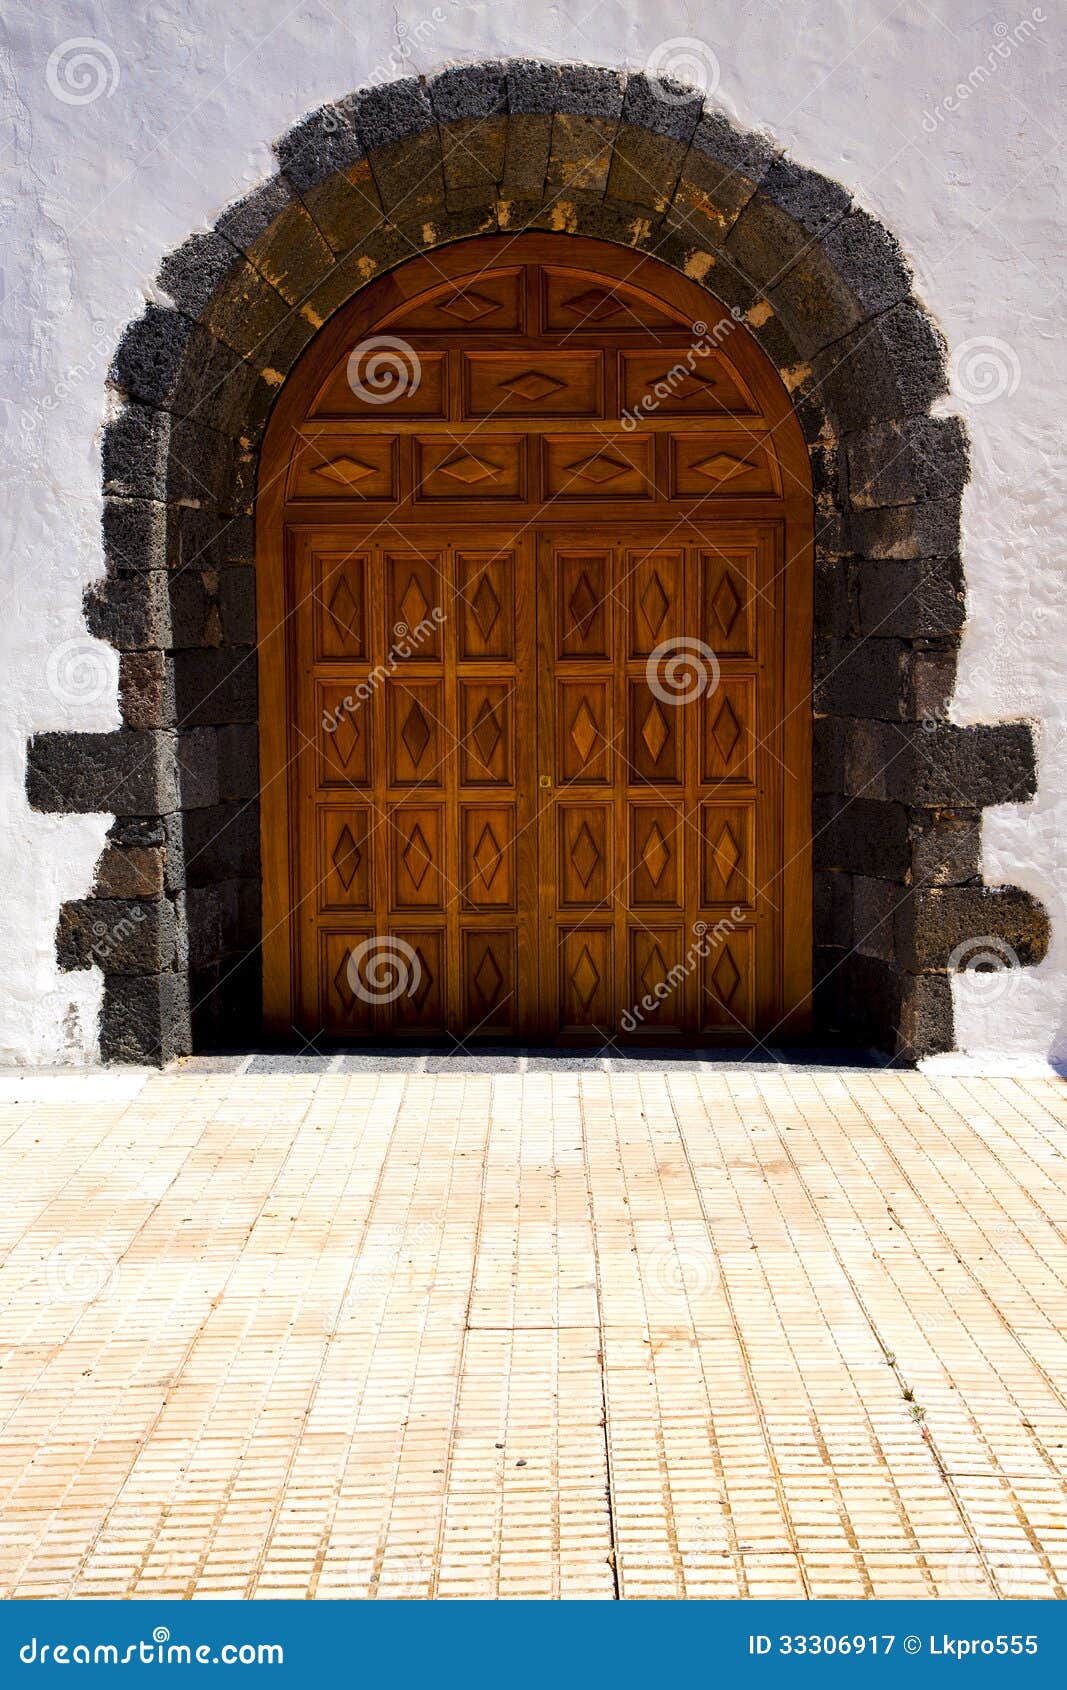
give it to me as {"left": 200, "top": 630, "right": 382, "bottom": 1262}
{"left": 0, "top": 0, "right": 1063, "bottom": 1065}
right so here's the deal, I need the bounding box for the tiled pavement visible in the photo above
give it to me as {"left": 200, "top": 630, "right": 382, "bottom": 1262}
{"left": 0, "top": 1062, "right": 1065, "bottom": 1600}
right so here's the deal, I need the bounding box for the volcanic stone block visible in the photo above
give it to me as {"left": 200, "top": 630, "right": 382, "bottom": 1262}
{"left": 109, "top": 305, "right": 198, "bottom": 412}
{"left": 99, "top": 970, "right": 191, "bottom": 1063}
{"left": 849, "top": 498, "right": 962, "bottom": 560}
{"left": 894, "top": 722, "right": 1038, "bottom": 809}
{"left": 216, "top": 723, "right": 259, "bottom": 802}
{"left": 176, "top": 726, "right": 220, "bottom": 810}
{"left": 898, "top": 886, "right": 1050, "bottom": 971}
{"left": 118, "top": 652, "right": 175, "bottom": 730}
{"left": 158, "top": 230, "right": 240, "bottom": 319}
{"left": 852, "top": 874, "right": 897, "bottom": 962}
{"left": 83, "top": 571, "right": 170, "bottom": 652}
{"left": 274, "top": 104, "right": 365, "bottom": 191}
{"left": 58, "top": 897, "right": 177, "bottom": 974}
{"left": 431, "top": 64, "right": 508, "bottom": 126}
{"left": 814, "top": 301, "right": 948, "bottom": 431}
{"left": 27, "top": 730, "right": 178, "bottom": 816}
{"left": 897, "top": 970, "right": 953, "bottom": 1056}
{"left": 102, "top": 405, "right": 170, "bottom": 501}
{"left": 846, "top": 416, "right": 969, "bottom": 511}
{"left": 181, "top": 802, "right": 260, "bottom": 884}
{"left": 202, "top": 255, "right": 292, "bottom": 357}
{"left": 856, "top": 557, "right": 964, "bottom": 638}
{"left": 909, "top": 809, "right": 982, "bottom": 887}
{"left": 813, "top": 794, "right": 911, "bottom": 879}
{"left": 93, "top": 844, "right": 165, "bottom": 900}
{"left": 174, "top": 647, "right": 258, "bottom": 727}
{"left": 506, "top": 59, "right": 560, "bottom": 114}
{"left": 102, "top": 497, "right": 169, "bottom": 573}
{"left": 219, "top": 181, "right": 335, "bottom": 306}
{"left": 546, "top": 113, "right": 617, "bottom": 198}
{"left": 608, "top": 124, "right": 691, "bottom": 213}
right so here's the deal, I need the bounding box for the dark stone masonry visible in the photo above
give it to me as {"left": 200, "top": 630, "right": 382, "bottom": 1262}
{"left": 25, "top": 59, "right": 1048, "bottom": 1062}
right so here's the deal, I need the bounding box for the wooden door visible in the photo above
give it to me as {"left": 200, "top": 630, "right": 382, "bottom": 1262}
{"left": 538, "top": 523, "right": 781, "bottom": 1041}
{"left": 290, "top": 525, "right": 538, "bottom": 1038}
{"left": 257, "top": 235, "right": 813, "bottom": 1045}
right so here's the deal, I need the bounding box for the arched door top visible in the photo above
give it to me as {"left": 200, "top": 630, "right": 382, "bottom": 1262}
{"left": 257, "top": 235, "right": 812, "bottom": 1044}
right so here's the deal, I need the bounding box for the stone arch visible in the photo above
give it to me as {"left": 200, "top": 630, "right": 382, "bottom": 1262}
{"left": 27, "top": 59, "right": 1048, "bottom": 1062}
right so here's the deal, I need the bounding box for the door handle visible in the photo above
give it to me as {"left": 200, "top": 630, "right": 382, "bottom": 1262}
{"left": 539, "top": 773, "right": 552, "bottom": 790}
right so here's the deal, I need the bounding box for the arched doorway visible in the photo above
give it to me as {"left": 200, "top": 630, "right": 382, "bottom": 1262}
{"left": 31, "top": 65, "right": 1047, "bottom": 1061}
{"left": 256, "top": 235, "right": 813, "bottom": 1043}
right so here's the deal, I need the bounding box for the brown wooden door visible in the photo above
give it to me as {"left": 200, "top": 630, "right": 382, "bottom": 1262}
{"left": 291, "top": 524, "right": 538, "bottom": 1038}
{"left": 538, "top": 523, "right": 781, "bottom": 1042}
{"left": 258, "top": 235, "right": 813, "bottom": 1045}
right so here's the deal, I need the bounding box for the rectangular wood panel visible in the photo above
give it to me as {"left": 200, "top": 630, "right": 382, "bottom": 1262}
{"left": 462, "top": 351, "right": 603, "bottom": 418}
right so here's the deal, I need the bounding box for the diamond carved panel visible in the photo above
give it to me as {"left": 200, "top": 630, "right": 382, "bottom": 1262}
{"left": 557, "top": 554, "right": 609, "bottom": 658}
{"left": 702, "top": 681, "right": 753, "bottom": 783}
{"left": 544, "top": 436, "right": 653, "bottom": 500}
{"left": 701, "top": 552, "right": 754, "bottom": 656}
{"left": 391, "top": 809, "right": 442, "bottom": 909}
{"left": 317, "top": 684, "right": 370, "bottom": 787}
{"left": 416, "top": 437, "right": 525, "bottom": 500}
{"left": 386, "top": 554, "right": 442, "bottom": 658}
{"left": 701, "top": 805, "right": 754, "bottom": 906}
{"left": 462, "top": 807, "right": 513, "bottom": 908}
{"left": 316, "top": 555, "right": 367, "bottom": 659}
{"left": 558, "top": 928, "right": 610, "bottom": 1030}
{"left": 458, "top": 553, "right": 514, "bottom": 660}
{"left": 558, "top": 807, "right": 609, "bottom": 907}
{"left": 462, "top": 930, "right": 516, "bottom": 1032}
{"left": 559, "top": 682, "right": 610, "bottom": 784}
{"left": 630, "top": 806, "right": 681, "bottom": 906}
{"left": 460, "top": 684, "right": 510, "bottom": 785}
{"left": 388, "top": 684, "right": 441, "bottom": 787}
{"left": 700, "top": 927, "right": 754, "bottom": 1032}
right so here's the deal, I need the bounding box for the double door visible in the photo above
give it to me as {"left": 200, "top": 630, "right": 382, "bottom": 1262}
{"left": 290, "top": 519, "right": 784, "bottom": 1042}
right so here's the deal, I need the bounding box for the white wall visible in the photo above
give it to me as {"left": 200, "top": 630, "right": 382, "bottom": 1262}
{"left": 0, "top": 0, "right": 1063, "bottom": 1064}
